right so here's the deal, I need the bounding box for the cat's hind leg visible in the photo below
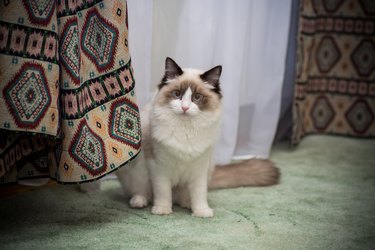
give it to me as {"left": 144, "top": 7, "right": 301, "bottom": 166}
{"left": 116, "top": 152, "right": 152, "bottom": 209}
{"left": 129, "top": 194, "right": 148, "bottom": 208}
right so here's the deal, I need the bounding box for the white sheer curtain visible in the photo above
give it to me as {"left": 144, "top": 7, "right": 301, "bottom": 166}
{"left": 128, "top": 0, "right": 292, "bottom": 164}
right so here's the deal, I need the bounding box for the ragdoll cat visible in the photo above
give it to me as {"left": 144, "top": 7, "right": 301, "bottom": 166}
{"left": 81, "top": 57, "right": 279, "bottom": 217}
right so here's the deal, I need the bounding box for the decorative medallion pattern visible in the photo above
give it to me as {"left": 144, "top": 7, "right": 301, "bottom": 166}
{"left": 3, "top": 63, "right": 51, "bottom": 129}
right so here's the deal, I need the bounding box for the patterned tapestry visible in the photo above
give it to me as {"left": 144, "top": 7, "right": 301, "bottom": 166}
{"left": 292, "top": 0, "right": 375, "bottom": 144}
{"left": 0, "top": 0, "right": 141, "bottom": 184}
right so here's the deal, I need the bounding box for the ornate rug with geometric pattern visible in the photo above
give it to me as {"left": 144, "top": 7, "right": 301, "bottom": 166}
{"left": 0, "top": 0, "right": 141, "bottom": 184}
{"left": 292, "top": 0, "right": 375, "bottom": 144}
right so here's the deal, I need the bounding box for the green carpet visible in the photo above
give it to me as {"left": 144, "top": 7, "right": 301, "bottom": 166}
{"left": 1, "top": 136, "right": 374, "bottom": 250}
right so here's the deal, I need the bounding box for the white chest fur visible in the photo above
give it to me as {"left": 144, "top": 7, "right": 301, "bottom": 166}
{"left": 150, "top": 107, "right": 221, "bottom": 160}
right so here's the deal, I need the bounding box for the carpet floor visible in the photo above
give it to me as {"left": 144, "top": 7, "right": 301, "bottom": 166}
{"left": 0, "top": 135, "right": 374, "bottom": 250}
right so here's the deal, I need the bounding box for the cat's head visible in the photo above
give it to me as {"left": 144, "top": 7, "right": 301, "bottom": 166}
{"left": 154, "top": 57, "right": 222, "bottom": 118}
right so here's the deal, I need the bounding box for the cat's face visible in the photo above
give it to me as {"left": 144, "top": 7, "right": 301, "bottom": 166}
{"left": 155, "top": 58, "right": 222, "bottom": 118}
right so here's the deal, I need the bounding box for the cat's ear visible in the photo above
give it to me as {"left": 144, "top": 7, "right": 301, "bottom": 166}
{"left": 165, "top": 57, "right": 183, "bottom": 77}
{"left": 159, "top": 57, "right": 183, "bottom": 89}
{"left": 201, "top": 65, "right": 222, "bottom": 86}
{"left": 201, "top": 65, "right": 222, "bottom": 97}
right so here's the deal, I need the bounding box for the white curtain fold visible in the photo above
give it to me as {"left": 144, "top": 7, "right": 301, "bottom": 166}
{"left": 128, "top": 0, "right": 292, "bottom": 164}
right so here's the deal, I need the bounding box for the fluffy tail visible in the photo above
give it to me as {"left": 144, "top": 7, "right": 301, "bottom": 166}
{"left": 208, "top": 159, "right": 280, "bottom": 190}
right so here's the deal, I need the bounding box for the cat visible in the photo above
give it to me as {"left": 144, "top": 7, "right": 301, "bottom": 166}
{"left": 80, "top": 57, "right": 279, "bottom": 218}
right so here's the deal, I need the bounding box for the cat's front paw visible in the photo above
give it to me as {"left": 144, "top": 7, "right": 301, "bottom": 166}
{"left": 192, "top": 207, "right": 214, "bottom": 218}
{"left": 151, "top": 205, "right": 173, "bottom": 215}
{"left": 129, "top": 195, "right": 148, "bottom": 208}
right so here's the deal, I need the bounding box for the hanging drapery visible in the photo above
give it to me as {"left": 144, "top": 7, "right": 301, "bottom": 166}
{"left": 0, "top": 0, "right": 141, "bottom": 184}
{"left": 134, "top": 0, "right": 291, "bottom": 163}
{"left": 293, "top": 0, "right": 375, "bottom": 144}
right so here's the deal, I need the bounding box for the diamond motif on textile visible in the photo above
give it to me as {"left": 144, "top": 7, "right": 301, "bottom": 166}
{"left": 22, "top": 0, "right": 55, "bottom": 26}
{"left": 311, "top": 96, "right": 335, "bottom": 130}
{"left": 69, "top": 120, "right": 107, "bottom": 176}
{"left": 81, "top": 8, "right": 118, "bottom": 73}
{"left": 3, "top": 63, "right": 51, "bottom": 129}
{"left": 346, "top": 100, "right": 374, "bottom": 134}
{"left": 60, "top": 18, "right": 80, "bottom": 85}
{"left": 109, "top": 98, "right": 141, "bottom": 149}
{"left": 351, "top": 39, "right": 375, "bottom": 77}
{"left": 112, "top": 1, "right": 124, "bottom": 24}
{"left": 316, "top": 36, "right": 341, "bottom": 73}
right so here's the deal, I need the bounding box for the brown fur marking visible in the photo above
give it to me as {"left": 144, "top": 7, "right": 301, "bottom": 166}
{"left": 157, "top": 79, "right": 221, "bottom": 111}
{"left": 209, "top": 159, "right": 280, "bottom": 190}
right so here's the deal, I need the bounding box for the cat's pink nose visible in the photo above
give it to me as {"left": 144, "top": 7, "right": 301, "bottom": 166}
{"left": 182, "top": 106, "right": 189, "bottom": 112}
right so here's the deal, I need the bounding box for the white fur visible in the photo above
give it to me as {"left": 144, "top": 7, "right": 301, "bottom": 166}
{"left": 118, "top": 66, "right": 221, "bottom": 217}
{"left": 81, "top": 67, "right": 221, "bottom": 218}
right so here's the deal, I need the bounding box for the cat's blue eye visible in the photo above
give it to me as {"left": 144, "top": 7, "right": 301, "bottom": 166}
{"left": 192, "top": 93, "right": 203, "bottom": 102}
{"left": 172, "top": 90, "right": 181, "bottom": 98}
